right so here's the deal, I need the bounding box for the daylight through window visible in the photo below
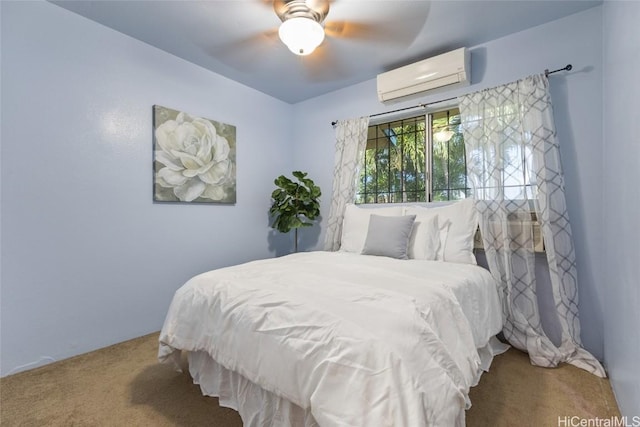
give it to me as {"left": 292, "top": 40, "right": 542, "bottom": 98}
{"left": 356, "top": 108, "right": 470, "bottom": 204}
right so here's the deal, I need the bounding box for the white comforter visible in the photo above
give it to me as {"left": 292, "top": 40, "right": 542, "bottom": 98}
{"left": 158, "top": 251, "right": 502, "bottom": 427}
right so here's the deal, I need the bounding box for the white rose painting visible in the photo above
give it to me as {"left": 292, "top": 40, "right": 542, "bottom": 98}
{"left": 153, "top": 105, "right": 236, "bottom": 203}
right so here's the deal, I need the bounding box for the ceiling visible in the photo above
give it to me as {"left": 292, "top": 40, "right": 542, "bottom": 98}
{"left": 50, "top": 0, "right": 601, "bottom": 104}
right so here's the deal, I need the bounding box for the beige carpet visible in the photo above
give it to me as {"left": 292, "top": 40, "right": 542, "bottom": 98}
{"left": 0, "top": 332, "right": 620, "bottom": 426}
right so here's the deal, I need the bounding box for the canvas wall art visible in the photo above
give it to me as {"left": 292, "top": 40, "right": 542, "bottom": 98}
{"left": 153, "top": 105, "right": 236, "bottom": 204}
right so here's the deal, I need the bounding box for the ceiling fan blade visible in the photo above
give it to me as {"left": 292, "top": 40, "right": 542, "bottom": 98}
{"left": 207, "top": 28, "right": 281, "bottom": 72}
{"left": 323, "top": 1, "right": 430, "bottom": 47}
{"left": 195, "top": 0, "right": 285, "bottom": 71}
{"left": 324, "top": 18, "right": 423, "bottom": 45}
{"left": 325, "top": 21, "right": 382, "bottom": 41}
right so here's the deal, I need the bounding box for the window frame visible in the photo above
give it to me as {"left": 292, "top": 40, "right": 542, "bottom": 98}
{"left": 360, "top": 101, "right": 468, "bottom": 204}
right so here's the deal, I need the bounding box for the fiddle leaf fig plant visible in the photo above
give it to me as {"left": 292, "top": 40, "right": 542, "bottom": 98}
{"left": 269, "top": 171, "right": 321, "bottom": 253}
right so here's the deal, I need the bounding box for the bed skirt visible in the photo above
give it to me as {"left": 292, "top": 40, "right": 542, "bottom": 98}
{"left": 186, "top": 336, "right": 509, "bottom": 427}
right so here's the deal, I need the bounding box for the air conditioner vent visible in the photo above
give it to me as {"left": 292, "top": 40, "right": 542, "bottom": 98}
{"left": 377, "top": 47, "right": 470, "bottom": 103}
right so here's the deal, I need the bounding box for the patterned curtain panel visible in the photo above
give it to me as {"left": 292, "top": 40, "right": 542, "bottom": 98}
{"left": 459, "top": 75, "right": 605, "bottom": 377}
{"left": 324, "top": 117, "right": 370, "bottom": 251}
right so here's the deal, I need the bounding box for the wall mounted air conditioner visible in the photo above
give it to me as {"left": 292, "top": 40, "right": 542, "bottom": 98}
{"left": 376, "top": 47, "right": 470, "bottom": 103}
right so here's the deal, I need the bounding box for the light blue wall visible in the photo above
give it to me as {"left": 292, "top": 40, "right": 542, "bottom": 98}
{"left": 603, "top": 1, "right": 640, "bottom": 417}
{"left": 292, "top": 7, "right": 606, "bottom": 360}
{"left": 0, "top": 1, "right": 293, "bottom": 376}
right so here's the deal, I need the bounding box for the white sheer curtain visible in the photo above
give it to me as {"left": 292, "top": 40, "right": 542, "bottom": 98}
{"left": 324, "top": 117, "right": 370, "bottom": 251}
{"left": 458, "top": 75, "right": 605, "bottom": 377}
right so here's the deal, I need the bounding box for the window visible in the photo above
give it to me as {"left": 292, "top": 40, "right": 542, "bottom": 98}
{"left": 356, "top": 107, "right": 470, "bottom": 204}
{"left": 356, "top": 106, "right": 544, "bottom": 251}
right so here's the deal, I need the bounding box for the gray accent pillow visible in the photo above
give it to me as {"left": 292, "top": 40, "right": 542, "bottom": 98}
{"left": 362, "top": 214, "right": 416, "bottom": 259}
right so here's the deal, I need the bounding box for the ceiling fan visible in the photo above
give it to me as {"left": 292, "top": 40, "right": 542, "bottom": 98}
{"left": 212, "top": 1, "right": 430, "bottom": 81}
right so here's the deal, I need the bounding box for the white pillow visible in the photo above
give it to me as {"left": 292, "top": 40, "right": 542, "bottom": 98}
{"left": 404, "top": 199, "right": 478, "bottom": 264}
{"left": 340, "top": 204, "right": 403, "bottom": 253}
{"left": 405, "top": 211, "right": 441, "bottom": 260}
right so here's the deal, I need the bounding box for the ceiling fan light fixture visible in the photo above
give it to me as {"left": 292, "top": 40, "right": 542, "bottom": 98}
{"left": 278, "top": 17, "right": 325, "bottom": 56}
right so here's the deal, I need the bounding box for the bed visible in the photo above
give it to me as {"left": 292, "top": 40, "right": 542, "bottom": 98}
{"left": 158, "top": 200, "right": 506, "bottom": 426}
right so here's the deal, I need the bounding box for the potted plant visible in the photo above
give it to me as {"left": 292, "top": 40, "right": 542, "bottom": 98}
{"left": 269, "top": 171, "right": 321, "bottom": 252}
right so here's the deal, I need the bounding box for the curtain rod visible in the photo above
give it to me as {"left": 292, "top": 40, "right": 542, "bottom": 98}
{"left": 330, "top": 97, "right": 455, "bottom": 127}
{"left": 330, "top": 64, "right": 573, "bottom": 127}
{"left": 545, "top": 64, "right": 572, "bottom": 77}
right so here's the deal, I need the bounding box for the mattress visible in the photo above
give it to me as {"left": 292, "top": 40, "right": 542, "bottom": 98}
{"left": 159, "top": 251, "right": 505, "bottom": 426}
